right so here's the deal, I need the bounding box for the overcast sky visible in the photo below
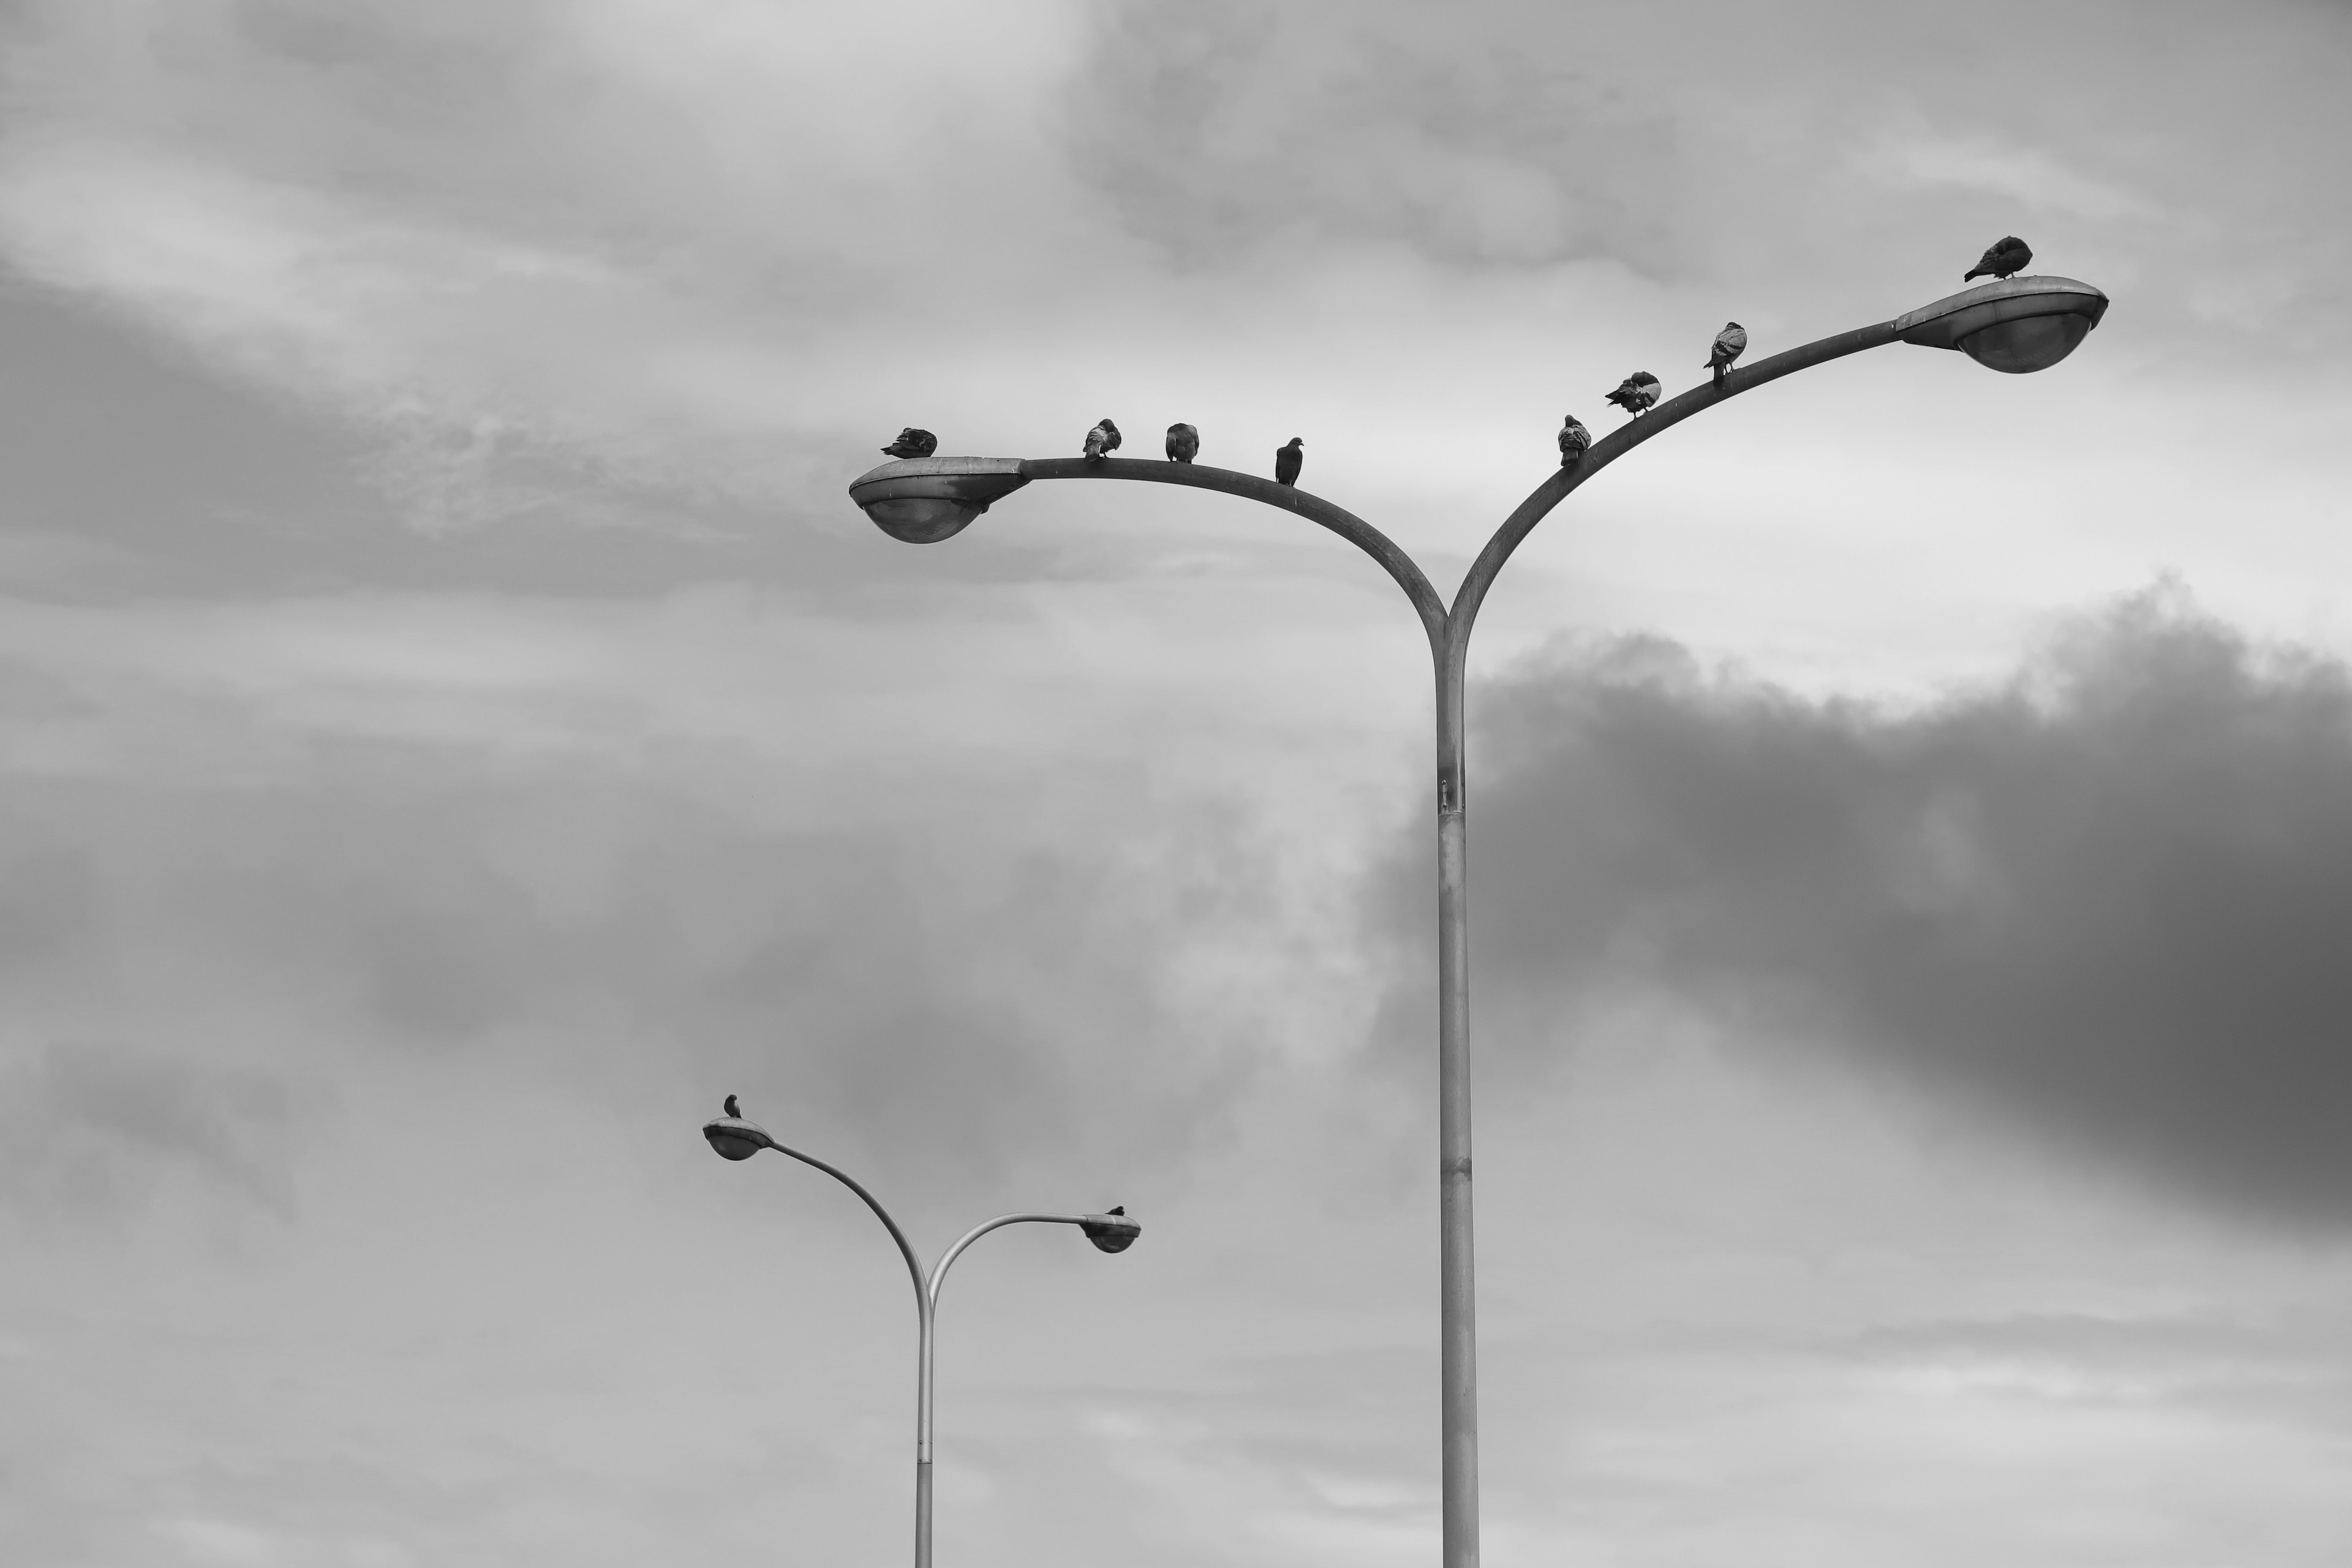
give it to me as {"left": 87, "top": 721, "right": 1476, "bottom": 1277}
{"left": 4, "top": 3, "right": 2351, "bottom": 1566}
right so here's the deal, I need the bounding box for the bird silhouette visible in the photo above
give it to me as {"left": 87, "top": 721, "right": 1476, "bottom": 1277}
{"left": 1558, "top": 415, "right": 1591, "bottom": 466}
{"left": 1165, "top": 423, "right": 1199, "bottom": 463}
{"left": 1109, "top": 1205, "right": 1126, "bottom": 1215}
{"left": 881, "top": 428, "right": 937, "bottom": 460}
{"left": 1964, "top": 236, "right": 2034, "bottom": 282}
{"left": 1083, "top": 418, "right": 1123, "bottom": 461}
{"left": 1705, "top": 323, "right": 1747, "bottom": 388}
{"left": 1274, "top": 437, "right": 1304, "bottom": 486}
{"left": 1605, "top": 373, "right": 1662, "bottom": 417}
{"left": 723, "top": 1093, "right": 741, "bottom": 1118}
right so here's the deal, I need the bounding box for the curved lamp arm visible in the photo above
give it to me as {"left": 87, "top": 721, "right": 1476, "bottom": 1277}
{"left": 1014, "top": 458, "right": 1448, "bottom": 649}
{"left": 1448, "top": 317, "right": 1904, "bottom": 641}
{"left": 925, "top": 1212, "right": 1090, "bottom": 1307}
{"left": 703, "top": 1116, "right": 927, "bottom": 1306}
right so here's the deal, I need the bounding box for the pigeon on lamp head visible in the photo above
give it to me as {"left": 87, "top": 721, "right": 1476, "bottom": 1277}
{"left": 1556, "top": 415, "right": 1591, "bottom": 466}
{"left": 1165, "top": 423, "right": 1200, "bottom": 463}
{"left": 1109, "top": 1205, "right": 1125, "bottom": 1215}
{"left": 1605, "top": 372, "right": 1662, "bottom": 417}
{"left": 1705, "top": 322, "right": 1747, "bottom": 388}
{"left": 1274, "top": 437, "right": 1305, "bottom": 487}
{"left": 880, "top": 428, "right": 937, "bottom": 460}
{"left": 1964, "top": 236, "right": 2034, "bottom": 282}
{"left": 722, "top": 1093, "right": 741, "bottom": 1118}
{"left": 1082, "top": 418, "right": 1123, "bottom": 461}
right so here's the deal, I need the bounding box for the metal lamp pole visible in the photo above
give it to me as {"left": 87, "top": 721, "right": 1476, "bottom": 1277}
{"left": 845, "top": 274, "right": 2109, "bottom": 1568}
{"left": 702, "top": 1108, "right": 1140, "bottom": 1568}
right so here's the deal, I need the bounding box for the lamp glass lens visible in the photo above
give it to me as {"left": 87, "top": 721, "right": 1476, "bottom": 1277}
{"left": 1961, "top": 312, "right": 2091, "bottom": 374}
{"left": 704, "top": 1128, "right": 764, "bottom": 1161}
{"left": 863, "top": 497, "right": 979, "bottom": 544}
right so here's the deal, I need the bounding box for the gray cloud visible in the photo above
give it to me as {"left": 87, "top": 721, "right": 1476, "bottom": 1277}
{"left": 0, "top": 750, "right": 1283, "bottom": 1207}
{"left": 0, "top": 1039, "right": 295, "bottom": 1221}
{"left": 1071, "top": 1, "right": 1676, "bottom": 271}
{"left": 1409, "top": 592, "right": 2352, "bottom": 1226}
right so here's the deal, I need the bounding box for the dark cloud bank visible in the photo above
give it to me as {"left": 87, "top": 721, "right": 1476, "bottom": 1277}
{"left": 1431, "top": 593, "right": 2352, "bottom": 1227}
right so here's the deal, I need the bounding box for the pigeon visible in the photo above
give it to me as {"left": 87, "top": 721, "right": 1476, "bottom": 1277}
{"left": 1704, "top": 322, "right": 1747, "bottom": 388}
{"left": 1165, "top": 423, "right": 1200, "bottom": 463}
{"left": 1108, "top": 1206, "right": 1125, "bottom": 1216}
{"left": 1964, "top": 236, "right": 2033, "bottom": 282}
{"left": 723, "top": 1093, "right": 741, "bottom": 1118}
{"left": 1083, "top": 418, "right": 1123, "bottom": 461}
{"left": 1274, "top": 437, "right": 1304, "bottom": 486}
{"left": 881, "top": 428, "right": 937, "bottom": 460}
{"left": 1557, "top": 415, "right": 1591, "bottom": 466}
{"left": 1604, "top": 373, "right": 1662, "bottom": 417}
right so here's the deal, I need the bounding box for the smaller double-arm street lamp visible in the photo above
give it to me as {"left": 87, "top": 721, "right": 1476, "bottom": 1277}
{"left": 703, "top": 1101, "right": 1140, "bottom": 1568}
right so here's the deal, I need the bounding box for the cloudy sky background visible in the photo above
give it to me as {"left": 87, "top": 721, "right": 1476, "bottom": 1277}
{"left": 3, "top": 2, "right": 2351, "bottom": 1564}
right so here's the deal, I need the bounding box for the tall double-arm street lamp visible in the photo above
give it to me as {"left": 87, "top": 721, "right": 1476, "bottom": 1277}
{"left": 845, "top": 273, "right": 2108, "bottom": 1568}
{"left": 703, "top": 1107, "right": 1140, "bottom": 1568}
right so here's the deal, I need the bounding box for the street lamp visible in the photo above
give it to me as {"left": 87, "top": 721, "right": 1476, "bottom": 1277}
{"left": 701, "top": 1104, "right": 1138, "bottom": 1568}
{"left": 845, "top": 270, "right": 2107, "bottom": 1568}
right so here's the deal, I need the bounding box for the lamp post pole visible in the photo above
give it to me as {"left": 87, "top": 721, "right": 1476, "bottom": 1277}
{"left": 701, "top": 1110, "right": 1140, "bottom": 1568}
{"left": 848, "top": 274, "right": 2109, "bottom": 1568}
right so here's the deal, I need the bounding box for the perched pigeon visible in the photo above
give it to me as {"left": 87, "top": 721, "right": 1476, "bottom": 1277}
{"left": 1605, "top": 373, "right": 1662, "bottom": 417}
{"left": 723, "top": 1093, "right": 741, "bottom": 1118}
{"left": 881, "top": 428, "right": 937, "bottom": 460}
{"left": 1165, "top": 423, "right": 1200, "bottom": 463}
{"left": 1964, "top": 236, "right": 2034, "bottom": 282}
{"left": 1083, "top": 418, "right": 1123, "bottom": 461}
{"left": 1108, "top": 1205, "right": 1126, "bottom": 1216}
{"left": 1557, "top": 415, "right": 1592, "bottom": 466}
{"left": 1705, "top": 322, "right": 1747, "bottom": 388}
{"left": 1274, "top": 437, "right": 1304, "bottom": 487}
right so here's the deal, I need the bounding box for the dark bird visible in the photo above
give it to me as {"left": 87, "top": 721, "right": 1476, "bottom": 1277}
{"left": 1557, "top": 415, "right": 1591, "bottom": 466}
{"left": 1964, "top": 236, "right": 2034, "bottom": 282}
{"left": 1273, "top": 437, "right": 1304, "bottom": 486}
{"left": 1109, "top": 1205, "right": 1125, "bottom": 1215}
{"left": 1165, "top": 423, "right": 1199, "bottom": 463}
{"left": 1704, "top": 322, "right": 1747, "bottom": 388}
{"left": 722, "top": 1093, "right": 741, "bottom": 1118}
{"left": 1604, "top": 373, "right": 1662, "bottom": 417}
{"left": 1083, "top": 418, "right": 1122, "bottom": 461}
{"left": 880, "top": 428, "right": 937, "bottom": 460}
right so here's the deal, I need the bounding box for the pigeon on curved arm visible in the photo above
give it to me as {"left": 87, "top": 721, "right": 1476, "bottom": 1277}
{"left": 1165, "top": 423, "right": 1199, "bottom": 463}
{"left": 1083, "top": 418, "right": 1123, "bottom": 461}
{"left": 1274, "top": 437, "right": 1304, "bottom": 486}
{"left": 1704, "top": 323, "right": 1746, "bottom": 387}
{"left": 1557, "top": 415, "right": 1591, "bottom": 466}
{"left": 1605, "top": 373, "right": 1661, "bottom": 417}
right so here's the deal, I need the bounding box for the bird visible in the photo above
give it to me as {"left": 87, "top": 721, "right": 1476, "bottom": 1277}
{"left": 1557, "top": 415, "right": 1591, "bottom": 466}
{"left": 1083, "top": 418, "right": 1122, "bottom": 461}
{"left": 1165, "top": 423, "right": 1200, "bottom": 463}
{"left": 880, "top": 428, "right": 937, "bottom": 459}
{"left": 1605, "top": 373, "right": 1662, "bottom": 417}
{"left": 1964, "top": 236, "right": 2034, "bottom": 282}
{"left": 1274, "top": 437, "right": 1304, "bottom": 486}
{"left": 1704, "top": 322, "right": 1747, "bottom": 388}
{"left": 1108, "top": 1205, "right": 1126, "bottom": 1215}
{"left": 722, "top": 1093, "right": 741, "bottom": 1118}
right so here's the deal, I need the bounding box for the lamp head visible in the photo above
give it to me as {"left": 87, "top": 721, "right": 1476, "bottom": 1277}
{"left": 849, "top": 457, "right": 1030, "bottom": 543}
{"left": 1896, "top": 276, "right": 2109, "bottom": 374}
{"left": 1079, "top": 1208, "right": 1141, "bottom": 1254}
{"left": 703, "top": 1115, "right": 777, "bottom": 1162}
